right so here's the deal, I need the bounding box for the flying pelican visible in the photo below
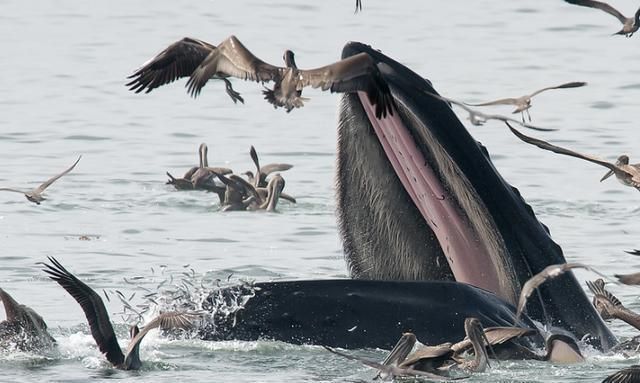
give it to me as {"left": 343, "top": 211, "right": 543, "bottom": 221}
{"left": 127, "top": 35, "right": 395, "bottom": 119}
{"left": 465, "top": 82, "right": 587, "bottom": 122}
{"left": 0, "top": 156, "right": 81, "bottom": 204}
{"left": 42, "top": 257, "right": 198, "bottom": 370}
{"left": 564, "top": 0, "right": 640, "bottom": 37}
{"left": 505, "top": 122, "right": 640, "bottom": 192}
{"left": 428, "top": 93, "right": 555, "bottom": 132}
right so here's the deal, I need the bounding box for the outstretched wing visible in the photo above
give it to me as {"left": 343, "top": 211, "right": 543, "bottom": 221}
{"left": 125, "top": 311, "right": 198, "bottom": 356}
{"left": 42, "top": 257, "right": 125, "bottom": 366}
{"left": 465, "top": 97, "right": 520, "bottom": 107}
{"left": 564, "top": 0, "right": 627, "bottom": 23}
{"left": 34, "top": 155, "right": 81, "bottom": 194}
{"left": 298, "top": 53, "right": 396, "bottom": 118}
{"left": 505, "top": 122, "right": 633, "bottom": 176}
{"left": 586, "top": 279, "right": 623, "bottom": 307}
{"left": 186, "top": 35, "right": 282, "bottom": 98}
{"left": 0, "top": 188, "right": 27, "bottom": 194}
{"left": 127, "top": 37, "right": 216, "bottom": 93}
{"left": 528, "top": 81, "right": 587, "bottom": 98}
{"left": 603, "top": 365, "right": 640, "bottom": 383}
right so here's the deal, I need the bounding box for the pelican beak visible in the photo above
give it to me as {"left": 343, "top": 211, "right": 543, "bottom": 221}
{"left": 600, "top": 169, "right": 614, "bottom": 182}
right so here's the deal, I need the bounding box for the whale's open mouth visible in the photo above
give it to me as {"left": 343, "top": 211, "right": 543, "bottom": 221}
{"left": 356, "top": 91, "right": 516, "bottom": 302}
{"left": 336, "top": 42, "right": 615, "bottom": 349}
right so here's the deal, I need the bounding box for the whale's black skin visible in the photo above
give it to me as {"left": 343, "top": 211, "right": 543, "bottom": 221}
{"left": 202, "top": 280, "right": 544, "bottom": 349}
{"left": 334, "top": 42, "right": 616, "bottom": 350}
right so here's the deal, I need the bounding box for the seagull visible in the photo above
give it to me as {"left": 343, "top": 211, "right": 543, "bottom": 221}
{"left": 42, "top": 257, "right": 199, "bottom": 370}
{"left": 465, "top": 82, "right": 587, "bottom": 122}
{"left": 428, "top": 93, "right": 555, "bottom": 132}
{"left": 505, "top": 122, "right": 640, "bottom": 191}
{"left": 564, "top": 0, "right": 640, "bottom": 37}
{"left": 515, "top": 262, "right": 608, "bottom": 320}
{"left": 0, "top": 156, "right": 81, "bottom": 204}
{"left": 127, "top": 35, "right": 396, "bottom": 119}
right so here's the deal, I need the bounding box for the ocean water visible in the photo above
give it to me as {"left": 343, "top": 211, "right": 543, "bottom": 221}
{"left": 0, "top": 0, "right": 639, "bottom": 381}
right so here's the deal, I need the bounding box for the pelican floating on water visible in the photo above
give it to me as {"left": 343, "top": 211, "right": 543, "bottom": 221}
{"left": 127, "top": 35, "right": 395, "bottom": 118}
{"left": 0, "top": 155, "right": 81, "bottom": 205}
{"left": 506, "top": 122, "right": 640, "bottom": 192}
{"left": 564, "top": 0, "right": 640, "bottom": 37}
{"left": 42, "top": 257, "right": 198, "bottom": 370}
{"left": 466, "top": 82, "right": 586, "bottom": 122}
{"left": 0, "top": 288, "right": 56, "bottom": 352}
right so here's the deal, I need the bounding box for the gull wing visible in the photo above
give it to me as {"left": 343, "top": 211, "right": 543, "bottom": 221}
{"left": 564, "top": 0, "right": 627, "bottom": 23}
{"left": 528, "top": 81, "right": 587, "bottom": 98}
{"left": 0, "top": 188, "right": 27, "bottom": 194}
{"left": 127, "top": 37, "right": 216, "bottom": 93}
{"left": 33, "top": 155, "right": 81, "bottom": 194}
{"left": 465, "top": 97, "right": 520, "bottom": 107}
{"left": 505, "top": 122, "right": 635, "bottom": 178}
{"left": 186, "top": 35, "right": 282, "bottom": 97}
{"left": 298, "top": 52, "right": 396, "bottom": 118}
{"left": 42, "top": 257, "right": 125, "bottom": 366}
{"left": 125, "top": 311, "right": 198, "bottom": 356}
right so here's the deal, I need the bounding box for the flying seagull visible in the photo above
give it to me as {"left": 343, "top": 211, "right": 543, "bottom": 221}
{"left": 42, "top": 257, "right": 198, "bottom": 370}
{"left": 428, "top": 93, "right": 555, "bottom": 132}
{"left": 127, "top": 35, "right": 395, "bottom": 119}
{"left": 465, "top": 82, "right": 587, "bottom": 122}
{"left": 515, "top": 262, "right": 608, "bottom": 320}
{"left": 0, "top": 156, "right": 81, "bottom": 204}
{"left": 505, "top": 122, "right": 640, "bottom": 191}
{"left": 564, "top": 0, "right": 640, "bottom": 37}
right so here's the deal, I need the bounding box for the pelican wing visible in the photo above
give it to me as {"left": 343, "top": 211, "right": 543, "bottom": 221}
{"left": 34, "top": 156, "right": 81, "bottom": 194}
{"left": 586, "top": 279, "right": 623, "bottom": 307}
{"left": 42, "top": 257, "right": 125, "bottom": 366}
{"left": 127, "top": 37, "right": 216, "bottom": 93}
{"left": 465, "top": 97, "right": 520, "bottom": 107}
{"left": 528, "top": 81, "right": 587, "bottom": 98}
{"left": 298, "top": 53, "right": 396, "bottom": 118}
{"left": 380, "top": 333, "right": 417, "bottom": 367}
{"left": 452, "top": 327, "right": 536, "bottom": 353}
{"left": 260, "top": 163, "right": 293, "bottom": 175}
{"left": 505, "top": 122, "right": 635, "bottom": 177}
{"left": 564, "top": 0, "right": 627, "bottom": 23}
{"left": 186, "top": 35, "right": 282, "bottom": 97}
{"left": 125, "top": 311, "right": 197, "bottom": 356}
{"left": 228, "top": 174, "right": 263, "bottom": 202}
{"left": 603, "top": 365, "right": 640, "bottom": 383}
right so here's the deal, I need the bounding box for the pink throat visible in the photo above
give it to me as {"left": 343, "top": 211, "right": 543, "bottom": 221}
{"left": 358, "top": 92, "right": 503, "bottom": 298}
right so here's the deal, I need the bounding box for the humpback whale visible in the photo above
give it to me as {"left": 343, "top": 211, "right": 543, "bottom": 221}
{"left": 195, "top": 42, "right": 616, "bottom": 351}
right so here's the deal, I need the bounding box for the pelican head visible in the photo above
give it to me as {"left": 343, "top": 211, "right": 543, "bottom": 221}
{"left": 283, "top": 50, "right": 297, "bottom": 69}
{"left": 198, "top": 143, "right": 209, "bottom": 168}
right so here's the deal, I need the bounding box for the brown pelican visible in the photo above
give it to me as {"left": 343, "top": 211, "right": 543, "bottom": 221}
{"left": 42, "top": 257, "right": 198, "bottom": 370}
{"left": 325, "top": 317, "right": 490, "bottom": 379}
{"left": 126, "top": 38, "right": 244, "bottom": 103}
{"left": 127, "top": 36, "right": 395, "bottom": 119}
{"left": 603, "top": 365, "right": 640, "bottom": 383}
{"left": 428, "top": 93, "right": 555, "bottom": 132}
{"left": 516, "top": 262, "right": 607, "bottom": 320}
{"left": 564, "top": 0, "right": 640, "bottom": 37}
{"left": 506, "top": 122, "right": 640, "bottom": 191}
{"left": 0, "top": 288, "right": 56, "bottom": 351}
{"left": 214, "top": 172, "right": 261, "bottom": 211}
{"left": 260, "top": 174, "right": 286, "bottom": 211}
{"left": 465, "top": 82, "right": 587, "bottom": 122}
{"left": 615, "top": 272, "right": 640, "bottom": 285}
{"left": 246, "top": 145, "right": 293, "bottom": 188}
{"left": 0, "top": 156, "right": 81, "bottom": 205}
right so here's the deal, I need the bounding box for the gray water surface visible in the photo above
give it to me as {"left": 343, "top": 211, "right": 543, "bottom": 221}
{"left": 1, "top": 0, "right": 639, "bottom": 382}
